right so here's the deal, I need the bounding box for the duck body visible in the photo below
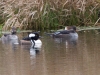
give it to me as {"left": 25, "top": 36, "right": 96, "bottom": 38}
{"left": 21, "top": 39, "right": 42, "bottom": 49}
{"left": 1, "top": 34, "right": 19, "bottom": 44}
{"left": 53, "top": 29, "right": 75, "bottom": 35}
{"left": 55, "top": 32, "right": 78, "bottom": 39}
{"left": 20, "top": 36, "right": 31, "bottom": 45}
{"left": 33, "top": 39, "right": 42, "bottom": 48}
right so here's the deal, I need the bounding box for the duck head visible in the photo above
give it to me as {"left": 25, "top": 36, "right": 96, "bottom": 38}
{"left": 29, "top": 33, "right": 40, "bottom": 48}
{"left": 65, "top": 26, "right": 76, "bottom": 31}
{"left": 11, "top": 27, "right": 17, "bottom": 35}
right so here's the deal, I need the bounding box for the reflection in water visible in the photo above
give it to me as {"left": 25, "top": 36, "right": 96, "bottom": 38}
{"left": 0, "top": 34, "right": 19, "bottom": 50}
{"left": 42, "top": 30, "right": 100, "bottom": 75}
{"left": 21, "top": 43, "right": 41, "bottom": 70}
{"left": 0, "top": 30, "right": 100, "bottom": 75}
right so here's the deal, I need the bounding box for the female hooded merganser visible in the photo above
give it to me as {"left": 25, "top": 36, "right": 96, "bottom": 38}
{"left": 52, "top": 26, "right": 78, "bottom": 38}
{"left": 52, "top": 26, "right": 78, "bottom": 47}
{"left": 1, "top": 27, "right": 19, "bottom": 44}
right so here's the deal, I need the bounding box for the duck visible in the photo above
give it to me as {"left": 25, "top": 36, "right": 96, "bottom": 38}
{"left": 1, "top": 27, "right": 19, "bottom": 44}
{"left": 52, "top": 26, "right": 78, "bottom": 48}
{"left": 52, "top": 26, "right": 78, "bottom": 38}
{"left": 20, "top": 32, "right": 42, "bottom": 49}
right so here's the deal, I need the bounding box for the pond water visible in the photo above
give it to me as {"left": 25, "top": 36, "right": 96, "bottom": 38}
{"left": 0, "top": 30, "right": 100, "bottom": 75}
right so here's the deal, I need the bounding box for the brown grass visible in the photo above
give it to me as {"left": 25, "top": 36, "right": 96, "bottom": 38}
{"left": 0, "top": 0, "right": 100, "bottom": 30}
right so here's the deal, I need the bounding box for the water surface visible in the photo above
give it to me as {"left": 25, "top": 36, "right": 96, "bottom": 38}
{"left": 0, "top": 30, "right": 100, "bottom": 75}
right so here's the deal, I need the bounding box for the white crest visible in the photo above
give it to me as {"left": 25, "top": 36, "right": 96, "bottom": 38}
{"left": 29, "top": 33, "right": 35, "bottom": 38}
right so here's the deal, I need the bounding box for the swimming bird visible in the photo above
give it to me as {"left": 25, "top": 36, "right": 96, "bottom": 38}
{"left": 1, "top": 27, "right": 19, "bottom": 44}
{"left": 51, "top": 26, "right": 78, "bottom": 48}
{"left": 52, "top": 26, "right": 78, "bottom": 38}
{"left": 21, "top": 32, "right": 42, "bottom": 49}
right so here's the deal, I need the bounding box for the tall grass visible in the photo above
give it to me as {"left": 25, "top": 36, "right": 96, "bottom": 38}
{"left": 0, "top": 0, "right": 100, "bottom": 30}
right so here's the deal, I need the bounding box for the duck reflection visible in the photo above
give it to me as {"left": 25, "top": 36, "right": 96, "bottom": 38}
{"left": 21, "top": 44, "right": 41, "bottom": 55}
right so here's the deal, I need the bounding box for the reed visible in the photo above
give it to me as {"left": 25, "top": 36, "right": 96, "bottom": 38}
{"left": 0, "top": 0, "right": 100, "bottom": 30}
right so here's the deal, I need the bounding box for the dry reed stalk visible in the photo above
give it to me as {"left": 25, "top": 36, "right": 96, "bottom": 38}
{"left": 94, "top": 17, "right": 100, "bottom": 26}
{"left": 1, "top": 0, "right": 44, "bottom": 30}
{"left": 0, "top": 0, "right": 99, "bottom": 30}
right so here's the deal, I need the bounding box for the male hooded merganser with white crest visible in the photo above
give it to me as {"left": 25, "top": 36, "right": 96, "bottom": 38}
{"left": 21, "top": 32, "right": 42, "bottom": 49}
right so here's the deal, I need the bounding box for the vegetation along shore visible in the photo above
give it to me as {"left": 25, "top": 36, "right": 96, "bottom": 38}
{"left": 0, "top": 0, "right": 100, "bottom": 31}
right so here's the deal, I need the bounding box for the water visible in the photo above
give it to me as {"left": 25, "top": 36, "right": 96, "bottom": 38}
{"left": 0, "top": 30, "right": 100, "bottom": 75}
